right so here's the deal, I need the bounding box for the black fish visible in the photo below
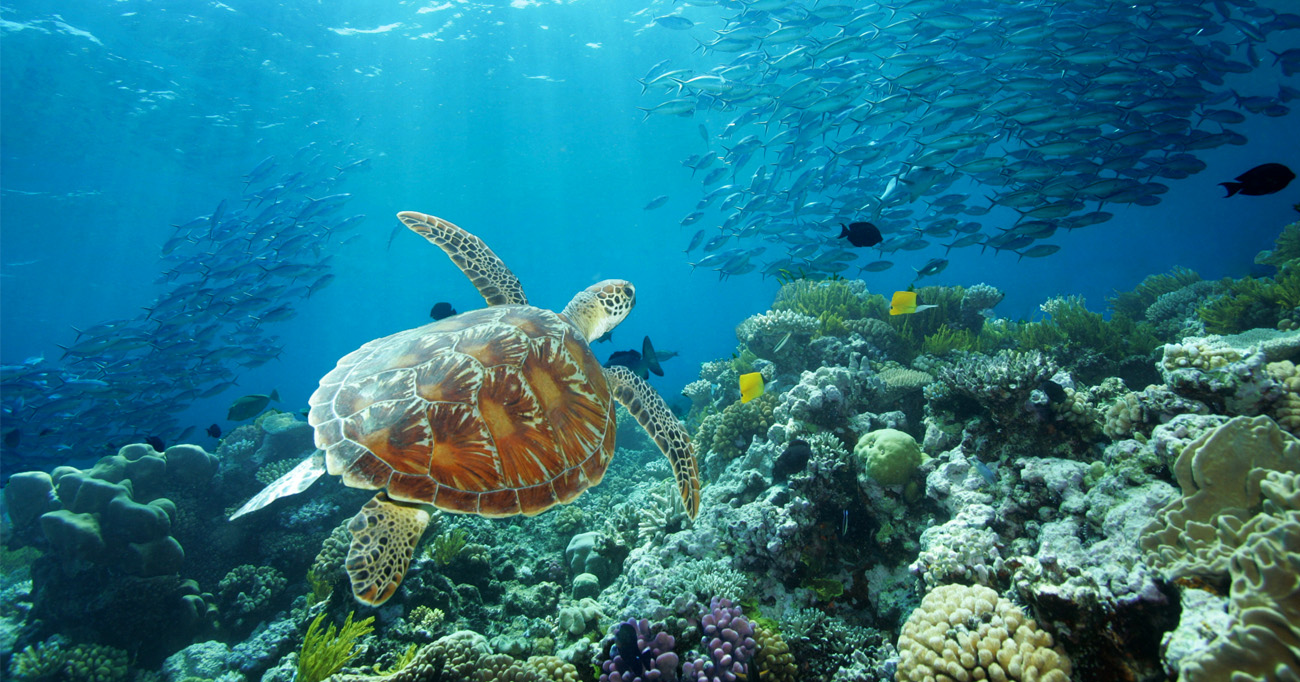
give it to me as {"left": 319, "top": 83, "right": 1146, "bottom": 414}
{"left": 206, "top": 424, "right": 222, "bottom": 438}
{"left": 430, "top": 302, "right": 457, "bottom": 320}
{"left": 839, "top": 221, "right": 883, "bottom": 248}
{"left": 1039, "top": 380, "right": 1066, "bottom": 403}
{"left": 613, "top": 623, "right": 648, "bottom": 676}
{"left": 3, "top": 428, "right": 19, "bottom": 448}
{"left": 604, "top": 336, "right": 666, "bottom": 380}
{"left": 773, "top": 439, "right": 812, "bottom": 483}
{"left": 145, "top": 435, "right": 165, "bottom": 451}
{"left": 1220, "top": 163, "right": 1295, "bottom": 197}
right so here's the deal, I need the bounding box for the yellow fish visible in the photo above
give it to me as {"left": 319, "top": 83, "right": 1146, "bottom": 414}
{"left": 739, "top": 372, "right": 764, "bottom": 403}
{"left": 889, "top": 290, "right": 938, "bottom": 315}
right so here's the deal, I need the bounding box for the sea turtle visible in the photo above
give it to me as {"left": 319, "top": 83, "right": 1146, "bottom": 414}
{"left": 230, "top": 211, "right": 700, "bottom": 606}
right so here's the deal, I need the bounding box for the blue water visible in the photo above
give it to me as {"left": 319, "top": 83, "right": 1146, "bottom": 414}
{"left": 1, "top": 0, "right": 1297, "bottom": 457}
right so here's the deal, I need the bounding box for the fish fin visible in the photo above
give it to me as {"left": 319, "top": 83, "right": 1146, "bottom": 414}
{"left": 1219, "top": 181, "right": 1242, "bottom": 197}
{"left": 839, "top": 223, "right": 849, "bottom": 238}
{"left": 345, "top": 492, "right": 431, "bottom": 606}
{"left": 229, "top": 451, "right": 326, "bottom": 519}
{"left": 270, "top": 388, "right": 281, "bottom": 403}
{"left": 642, "top": 336, "right": 664, "bottom": 377}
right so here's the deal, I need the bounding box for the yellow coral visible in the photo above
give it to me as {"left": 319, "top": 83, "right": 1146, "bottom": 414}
{"left": 753, "top": 623, "right": 798, "bottom": 682}
{"left": 896, "top": 584, "right": 1070, "bottom": 682}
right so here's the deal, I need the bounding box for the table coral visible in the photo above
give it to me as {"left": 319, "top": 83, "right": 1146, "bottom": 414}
{"left": 896, "top": 584, "right": 1070, "bottom": 682}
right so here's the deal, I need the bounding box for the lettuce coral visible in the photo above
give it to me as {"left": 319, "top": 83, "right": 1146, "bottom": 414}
{"left": 1138, "top": 415, "right": 1300, "bottom": 680}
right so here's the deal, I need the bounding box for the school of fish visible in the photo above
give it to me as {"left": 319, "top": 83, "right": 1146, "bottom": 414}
{"left": 0, "top": 142, "right": 371, "bottom": 473}
{"left": 647, "top": 0, "right": 1299, "bottom": 280}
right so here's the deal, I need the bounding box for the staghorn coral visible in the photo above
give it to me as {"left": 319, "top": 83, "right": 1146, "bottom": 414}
{"left": 896, "top": 584, "right": 1071, "bottom": 682}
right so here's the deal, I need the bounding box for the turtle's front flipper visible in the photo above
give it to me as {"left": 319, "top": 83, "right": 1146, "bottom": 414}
{"left": 229, "top": 451, "right": 327, "bottom": 520}
{"left": 396, "top": 211, "right": 528, "bottom": 307}
{"left": 344, "top": 492, "right": 432, "bottom": 606}
{"left": 604, "top": 365, "right": 700, "bottom": 519}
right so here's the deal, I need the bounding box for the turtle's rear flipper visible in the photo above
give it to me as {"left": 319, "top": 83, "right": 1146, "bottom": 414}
{"left": 229, "top": 451, "right": 327, "bottom": 520}
{"left": 345, "top": 492, "right": 431, "bottom": 606}
{"left": 604, "top": 365, "right": 700, "bottom": 519}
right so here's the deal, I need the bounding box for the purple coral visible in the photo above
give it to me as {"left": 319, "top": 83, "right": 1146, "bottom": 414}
{"left": 681, "top": 598, "right": 757, "bottom": 682}
{"left": 600, "top": 618, "right": 680, "bottom": 682}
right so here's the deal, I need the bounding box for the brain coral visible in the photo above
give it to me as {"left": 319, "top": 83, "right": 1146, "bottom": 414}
{"left": 896, "top": 584, "right": 1070, "bottom": 682}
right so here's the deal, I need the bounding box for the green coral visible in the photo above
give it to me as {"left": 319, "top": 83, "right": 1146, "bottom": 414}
{"left": 854, "top": 429, "right": 925, "bottom": 486}
{"left": 772, "top": 279, "right": 884, "bottom": 337}
{"left": 297, "top": 611, "right": 376, "bottom": 682}
{"left": 218, "top": 564, "right": 287, "bottom": 620}
{"left": 8, "top": 638, "right": 67, "bottom": 682}
{"left": 425, "top": 527, "right": 470, "bottom": 567}
{"left": 806, "top": 577, "right": 845, "bottom": 602}
{"left": 1197, "top": 267, "right": 1300, "bottom": 334}
{"left": 1254, "top": 221, "right": 1300, "bottom": 269}
{"left": 65, "top": 643, "right": 129, "bottom": 682}
{"left": 256, "top": 458, "right": 300, "bottom": 485}
{"left": 1013, "top": 295, "right": 1161, "bottom": 363}
{"left": 1107, "top": 266, "right": 1202, "bottom": 320}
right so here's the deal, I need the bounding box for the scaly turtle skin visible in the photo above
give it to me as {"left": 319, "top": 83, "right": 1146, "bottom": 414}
{"left": 231, "top": 211, "right": 700, "bottom": 606}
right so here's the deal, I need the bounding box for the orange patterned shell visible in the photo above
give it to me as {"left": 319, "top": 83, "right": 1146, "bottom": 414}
{"left": 307, "top": 305, "right": 615, "bottom": 517}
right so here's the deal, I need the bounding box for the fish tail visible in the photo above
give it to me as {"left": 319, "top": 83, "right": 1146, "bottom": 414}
{"left": 642, "top": 337, "right": 664, "bottom": 377}
{"left": 839, "top": 224, "right": 849, "bottom": 238}
{"left": 270, "top": 388, "right": 281, "bottom": 403}
{"left": 1219, "top": 181, "right": 1242, "bottom": 197}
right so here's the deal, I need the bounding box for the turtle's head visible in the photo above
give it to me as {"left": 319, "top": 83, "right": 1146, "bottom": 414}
{"left": 562, "top": 279, "right": 635, "bottom": 342}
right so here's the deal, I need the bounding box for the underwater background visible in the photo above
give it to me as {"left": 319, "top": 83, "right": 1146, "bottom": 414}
{"left": 2, "top": 0, "right": 1300, "bottom": 680}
